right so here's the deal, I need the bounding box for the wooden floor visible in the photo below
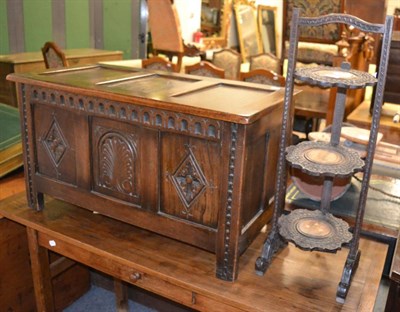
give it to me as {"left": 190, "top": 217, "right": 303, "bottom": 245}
{"left": 0, "top": 180, "right": 388, "bottom": 311}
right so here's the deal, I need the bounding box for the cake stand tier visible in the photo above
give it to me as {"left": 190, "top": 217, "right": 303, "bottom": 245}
{"left": 295, "top": 65, "right": 377, "bottom": 89}
{"left": 286, "top": 141, "right": 364, "bottom": 178}
{"left": 278, "top": 209, "right": 353, "bottom": 252}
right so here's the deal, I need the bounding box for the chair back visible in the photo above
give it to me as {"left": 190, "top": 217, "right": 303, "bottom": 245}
{"left": 282, "top": 0, "right": 345, "bottom": 65}
{"left": 41, "top": 42, "right": 67, "bottom": 69}
{"left": 283, "top": 8, "right": 393, "bottom": 143}
{"left": 147, "top": 0, "right": 203, "bottom": 72}
{"left": 185, "top": 61, "right": 225, "bottom": 79}
{"left": 239, "top": 69, "right": 285, "bottom": 87}
{"left": 147, "top": 0, "right": 184, "bottom": 54}
{"left": 284, "top": 0, "right": 344, "bottom": 44}
{"left": 249, "top": 53, "right": 282, "bottom": 74}
{"left": 142, "top": 56, "right": 179, "bottom": 73}
{"left": 212, "top": 48, "right": 241, "bottom": 80}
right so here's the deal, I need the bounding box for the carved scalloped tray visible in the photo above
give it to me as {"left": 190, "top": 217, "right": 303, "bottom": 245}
{"left": 295, "top": 65, "right": 377, "bottom": 89}
{"left": 278, "top": 209, "right": 353, "bottom": 252}
{"left": 286, "top": 141, "right": 364, "bottom": 178}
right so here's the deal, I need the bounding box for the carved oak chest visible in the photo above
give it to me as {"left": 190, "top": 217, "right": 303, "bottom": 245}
{"left": 8, "top": 64, "right": 286, "bottom": 281}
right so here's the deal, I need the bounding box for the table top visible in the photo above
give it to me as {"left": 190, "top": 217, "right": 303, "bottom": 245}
{"left": 0, "top": 192, "right": 388, "bottom": 311}
{"left": 0, "top": 49, "right": 123, "bottom": 64}
{"left": 7, "top": 64, "right": 290, "bottom": 124}
{"left": 348, "top": 101, "right": 400, "bottom": 130}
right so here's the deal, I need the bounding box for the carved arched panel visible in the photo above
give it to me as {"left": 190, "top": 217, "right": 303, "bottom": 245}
{"left": 97, "top": 130, "right": 139, "bottom": 198}
{"left": 92, "top": 119, "right": 141, "bottom": 205}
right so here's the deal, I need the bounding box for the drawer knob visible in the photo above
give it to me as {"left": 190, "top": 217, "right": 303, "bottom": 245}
{"left": 129, "top": 272, "right": 142, "bottom": 282}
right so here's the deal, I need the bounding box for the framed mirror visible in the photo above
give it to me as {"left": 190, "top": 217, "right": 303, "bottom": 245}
{"left": 257, "top": 5, "right": 278, "bottom": 56}
{"left": 234, "top": 0, "right": 262, "bottom": 62}
{"left": 201, "top": 0, "right": 233, "bottom": 50}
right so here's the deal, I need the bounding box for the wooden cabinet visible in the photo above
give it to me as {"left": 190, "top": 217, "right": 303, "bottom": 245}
{"left": 0, "top": 49, "right": 123, "bottom": 107}
{"left": 384, "top": 31, "right": 400, "bottom": 104}
{"left": 9, "top": 65, "right": 288, "bottom": 280}
{"left": 0, "top": 171, "right": 90, "bottom": 311}
{"left": 345, "top": 0, "right": 388, "bottom": 64}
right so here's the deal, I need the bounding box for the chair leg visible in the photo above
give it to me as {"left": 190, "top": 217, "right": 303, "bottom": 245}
{"left": 175, "top": 53, "right": 183, "bottom": 72}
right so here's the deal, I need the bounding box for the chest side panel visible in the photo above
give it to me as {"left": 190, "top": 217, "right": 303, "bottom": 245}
{"left": 161, "top": 132, "right": 222, "bottom": 229}
{"left": 33, "top": 104, "right": 77, "bottom": 185}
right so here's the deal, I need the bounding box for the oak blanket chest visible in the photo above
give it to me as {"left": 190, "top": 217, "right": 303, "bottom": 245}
{"left": 8, "top": 64, "right": 287, "bottom": 280}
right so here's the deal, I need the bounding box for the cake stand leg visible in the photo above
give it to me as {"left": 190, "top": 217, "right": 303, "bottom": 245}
{"left": 255, "top": 227, "right": 287, "bottom": 275}
{"left": 336, "top": 249, "right": 361, "bottom": 303}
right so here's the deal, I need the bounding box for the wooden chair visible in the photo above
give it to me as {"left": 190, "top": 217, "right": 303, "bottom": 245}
{"left": 249, "top": 53, "right": 282, "bottom": 75}
{"left": 282, "top": 1, "right": 374, "bottom": 132}
{"left": 185, "top": 61, "right": 225, "bottom": 79}
{"left": 142, "top": 56, "right": 179, "bottom": 73}
{"left": 281, "top": 1, "right": 341, "bottom": 136}
{"left": 282, "top": 0, "right": 345, "bottom": 66}
{"left": 147, "top": 0, "right": 202, "bottom": 72}
{"left": 41, "top": 41, "right": 67, "bottom": 69}
{"left": 212, "top": 48, "right": 241, "bottom": 80}
{"left": 239, "top": 69, "right": 285, "bottom": 87}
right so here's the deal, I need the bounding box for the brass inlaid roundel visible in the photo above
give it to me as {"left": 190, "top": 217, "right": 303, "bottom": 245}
{"left": 304, "top": 148, "right": 344, "bottom": 165}
{"left": 296, "top": 218, "right": 333, "bottom": 239}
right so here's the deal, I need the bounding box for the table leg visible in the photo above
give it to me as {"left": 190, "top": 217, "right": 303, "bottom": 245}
{"left": 26, "top": 227, "right": 55, "bottom": 312}
{"left": 114, "top": 278, "right": 129, "bottom": 311}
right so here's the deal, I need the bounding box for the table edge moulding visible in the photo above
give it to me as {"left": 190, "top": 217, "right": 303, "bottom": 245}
{"left": 7, "top": 63, "right": 297, "bottom": 281}
{"left": 255, "top": 8, "right": 394, "bottom": 303}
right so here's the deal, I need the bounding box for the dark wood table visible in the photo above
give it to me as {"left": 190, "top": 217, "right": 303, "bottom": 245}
{"left": 0, "top": 48, "right": 123, "bottom": 107}
{"left": 0, "top": 193, "right": 389, "bottom": 312}
{"left": 347, "top": 101, "right": 400, "bottom": 145}
{"left": 382, "top": 31, "right": 400, "bottom": 104}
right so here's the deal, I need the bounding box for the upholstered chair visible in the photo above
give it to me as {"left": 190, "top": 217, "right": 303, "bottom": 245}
{"left": 239, "top": 69, "right": 285, "bottom": 87}
{"left": 147, "top": 0, "right": 202, "bottom": 72}
{"left": 41, "top": 42, "right": 67, "bottom": 69}
{"left": 185, "top": 61, "right": 225, "bottom": 79}
{"left": 142, "top": 56, "right": 179, "bottom": 73}
{"left": 282, "top": 0, "right": 345, "bottom": 66}
{"left": 212, "top": 48, "right": 241, "bottom": 80}
{"left": 249, "top": 53, "right": 282, "bottom": 74}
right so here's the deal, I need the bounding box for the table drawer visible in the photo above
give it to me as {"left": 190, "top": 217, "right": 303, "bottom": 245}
{"left": 37, "top": 231, "right": 244, "bottom": 311}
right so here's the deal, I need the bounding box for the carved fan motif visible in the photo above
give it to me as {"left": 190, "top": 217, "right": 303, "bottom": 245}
{"left": 171, "top": 149, "right": 208, "bottom": 215}
{"left": 43, "top": 118, "right": 68, "bottom": 166}
{"left": 98, "top": 132, "right": 138, "bottom": 197}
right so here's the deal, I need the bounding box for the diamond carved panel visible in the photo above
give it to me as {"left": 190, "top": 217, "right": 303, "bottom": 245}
{"left": 43, "top": 118, "right": 68, "bottom": 166}
{"left": 170, "top": 149, "right": 208, "bottom": 214}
